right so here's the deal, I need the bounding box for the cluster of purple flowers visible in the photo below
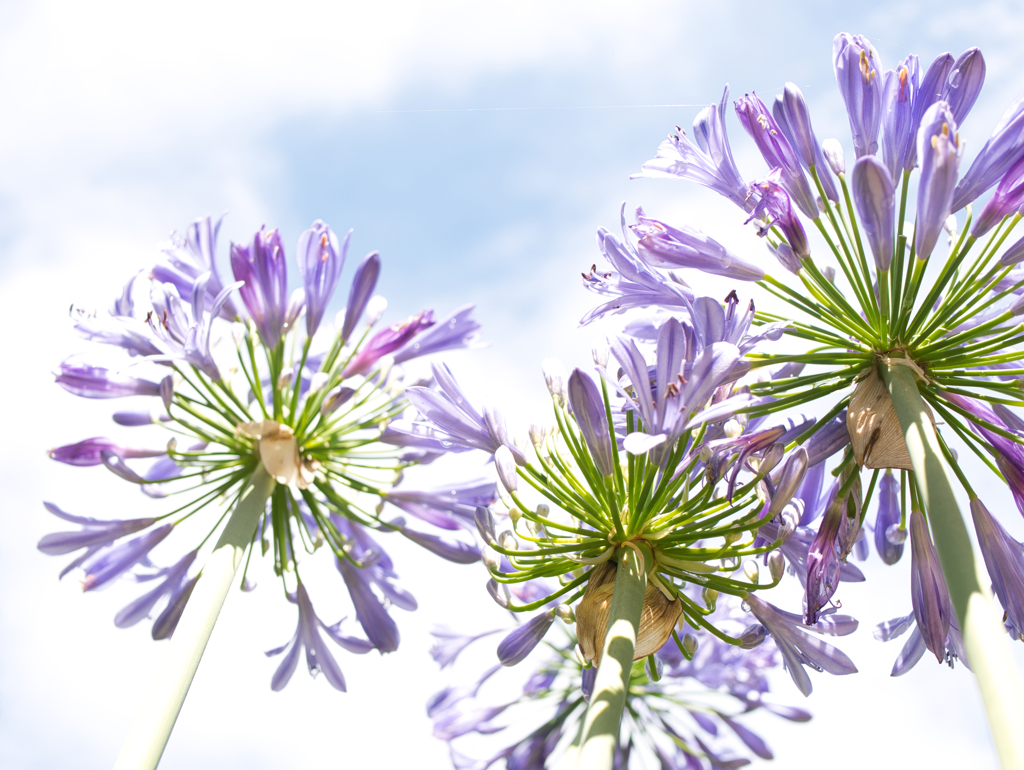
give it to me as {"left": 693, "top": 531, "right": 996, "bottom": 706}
{"left": 428, "top": 600, "right": 818, "bottom": 769}
{"left": 43, "top": 214, "right": 496, "bottom": 690}
{"left": 595, "top": 31, "right": 1024, "bottom": 683}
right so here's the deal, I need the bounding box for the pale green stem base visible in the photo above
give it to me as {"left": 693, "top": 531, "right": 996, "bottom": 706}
{"left": 883, "top": 361, "right": 1024, "bottom": 768}
{"left": 574, "top": 547, "right": 647, "bottom": 770}
{"left": 112, "top": 465, "right": 276, "bottom": 770}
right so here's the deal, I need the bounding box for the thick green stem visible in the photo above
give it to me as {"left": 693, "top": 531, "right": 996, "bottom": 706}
{"left": 574, "top": 546, "right": 647, "bottom": 770}
{"left": 882, "top": 361, "right": 1024, "bottom": 768}
{"left": 112, "top": 465, "right": 276, "bottom": 770}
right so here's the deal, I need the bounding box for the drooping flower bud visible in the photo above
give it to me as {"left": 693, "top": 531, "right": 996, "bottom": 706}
{"left": 851, "top": 156, "right": 896, "bottom": 271}
{"left": 909, "top": 510, "right": 952, "bottom": 662}
{"left": 822, "top": 138, "right": 846, "bottom": 176}
{"left": 567, "top": 368, "right": 615, "bottom": 477}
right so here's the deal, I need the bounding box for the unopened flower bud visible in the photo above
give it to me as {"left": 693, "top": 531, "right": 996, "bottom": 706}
{"left": 723, "top": 530, "right": 742, "bottom": 547}
{"left": 529, "top": 423, "right": 547, "bottom": 446}
{"left": 681, "top": 632, "right": 698, "bottom": 660}
{"left": 738, "top": 623, "right": 767, "bottom": 649}
{"left": 474, "top": 506, "right": 496, "bottom": 545}
{"left": 508, "top": 507, "right": 522, "bottom": 525}
{"left": 822, "top": 265, "right": 836, "bottom": 284}
{"left": 886, "top": 523, "right": 907, "bottom": 544}
{"left": 556, "top": 604, "right": 575, "bottom": 623}
{"left": 645, "top": 654, "right": 665, "bottom": 680}
{"left": 232, "top": 323, "right": 247, "bottom": 347}
{"left": 495, "top": 445, "right": 518, "bottom": 493}
{"left": 723, "top": 418, "right": 743, "bottom": 439}
{"left": 768, "top": 447, "right": 808, "bottom": 517}
{"left": 482, "top": 547, "right": 501, "bottom": 572}
{"left": 592, "top": 340, "right": 610, "bottom": 368}
{"left": 277, "top": 371, "right": 293, "bottom": 391}
{"left": 823, "top": 138, "right": 845, "bottom": 175}
{"left": 699, "top": 445, "right": 713, "bottom": 463}
{"left": 499, "top": 531, "right": 518, "bottom": 551}
{"left": 487, "top": 578, "right": 511, "bottom": 608}
{"left": 760, "top": 443, "right": 786, "bottom": 476}
{"left": 702, "top": 587, "right": 719, "bottom": 609}
{"left": 768, "top": 551, "right": 785, "bottom": 582}
{"left": 743, "top": 560, "right": 760, "bottom": 584}
{"left": 536, "top": 504, "right": 549, "bottom": 518}
{"left": 542, "top": 357, "right": 568, "bottom": 402}
{"left": 525, "top": 518, "right": 543, "bottom": 537}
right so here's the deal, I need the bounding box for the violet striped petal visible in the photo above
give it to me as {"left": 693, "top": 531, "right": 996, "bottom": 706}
{"left": 833, "top": 32, "right": 884, "bottom": 158}
{"left": 943, "top": 48, "right": 985, "bottom": 127}
{"left": 297, "top": 220, "right": 348, "bottom": 338}
{"left": 952, "top": 93, "right": 1024, "bottom": 211}
{"left": 971, "top": 498, "right": 1024, "bottom": 639}
{"left": 336, "top": 557, "right": 400, "bottom": 653}
{"left": 393, "top": 520, "right": 481, "bottom": 564}
{"left": 80, "top": 524, "right": 174, "bottom": 591}
{"left": 231, "top": 227, "right": 289, "bottom": 349}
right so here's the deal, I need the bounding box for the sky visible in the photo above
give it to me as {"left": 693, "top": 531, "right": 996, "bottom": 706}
{"left": 3, "top": 0, "right": 1024, "bottom": 767}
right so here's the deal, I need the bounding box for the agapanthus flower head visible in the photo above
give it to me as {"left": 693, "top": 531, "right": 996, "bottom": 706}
{"left": 42, "top": 213, "right": 491, "bottom": 690}
{"left": 407, "top": 289, "right": 840, "bottom": 667}
{"left": 430, "top": 603, "right": 814, "bottom": 769}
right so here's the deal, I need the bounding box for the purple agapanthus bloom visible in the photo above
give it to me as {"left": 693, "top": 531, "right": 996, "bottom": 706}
{"left": 342, "top": 310, "right": 435, "bottom": 377}
{"left": 115, "top": 550, "right": 198, "bottom": 639}
{"left": 49, "top": 437, "right": 164, "bottom": 466}
{"left": 633, "top": 85, "right": 751, "bottom": 210}
{"left": 155, "top": 214, "right": 239, "bottom": 320}
{"left": 55, "top": 358, "right": 164, "bottom": 399}
{"left": 432, "top": 600, "right": 816, "bottom": 769}
{"left": 874, "top": 471, "right": 905, "bottom": 565}
{"left": 385, "top": 479, "right": 497, "bottom": 531}
{"left": 631, "top": 211, "right": 764, "bottom": 282}
{"left": 746, "top": 172, "right": 810, "bottom": 261}
{"left": 430, "top": 627, "right": 504, "bottom": 669}
{"left": 773, "top": 83, "right": 840, "bottom": 203}
{"left": 735, "top": 92, "right": 818, "bottom": 219}
{"left": 496, "top": 609, "right": 556, "bottom": 666}
{"left": 943, "top": 48, "right": 986, "bottom": 127}
{"left": 340, "top": 251, "right": 382, "bottom": 342}
{"left": 399, "top": 362, "right": 526, "bottom": 464}
{"left": 581, "top": 217, "right": 694, "bottom": 326}
{"left": 393, "top": 304, "right": 482, "bottom": 366}
{"left": 851, "top": 155, "right": 896, "bottom": 271}
{"left": 970, "top": 498, "right": 1024, "bottom": 641}
{"left": 231, "top": 226, "right": 290, "bottom": 349}
{"left": 78, "top": 523, "right": 174, "bottom": 591}
{"left": 952, "top": 94, "right": 1024, "bottom": 211}
{"left": 972, "top": 153, "right": 1024, "bottom": 238}
{"left": 908, "top": 510, "right": 952, "bottom": 662}
{"left": 265, "top": 583, "right": 373, "bottom": 692}
{"left": 390, "top": 518, "right": 481, "bottom": 565}
{"left": 881, "top": 55, "right": 919, "bottom": 179}
{"left": 298, "top": 220, "right": 349, "bottom": 338}
{"left": 38, "top": 502, "right": 156, "bottom": 578}
{"left": 567, "top": 368, "right": 615, "bottom": 476}
{"left": 914, "top": 101, "right": 961, "bottom": 261}
{"left": 744, "top": 592, "right": 858, "bottom": 696}
{"left": 833, "top": 32, "right": 884, "bottom": 158}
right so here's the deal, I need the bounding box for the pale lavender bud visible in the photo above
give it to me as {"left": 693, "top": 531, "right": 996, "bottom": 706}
{"left": 542, "top": 358, "right": 568, "bottom": 402}
{"left": 768, "top": 447, "right": 808, "bottom": 517}
{"left": 881, "top": 56, "right": 919, "bottom": 178}
{"left": 55, "top": 359, "right": 162, "bottom": 399}
{"left": 494, "top": 445, "right": 518, "bottom": 493}
{"left": 805, "top": 410, "right": 850, "bottom": 466}
{"left": 909, "top": 53, "right": 955, "bottom": 171}
{"left": 772, "top": 242, "right": 801, "bottom": 274}
{"left": 776, "top": 83, "right": 840, "bottom": 202}
{"left": 874, "top": 471, "right": 904, "bottom": 565}
{"left": 760, "top": 442, "right": 786, "bottom": 476}
{"left": 851, "top": 156, "right": 896, "bottom": 271}
{"left": 952, "top": 94, "right": 1024, "bottom": 211}
{"left": 833, "top": 33, "right": 884, "bottom": 158}
{"left": 915, "top": 102, "right": 961, "bottom": 261}
{"left": 487, "top": 578, "right": 511, "bottom": 608}
{"left": 496, "top": 609, "right": 556, "bottom": 666}
{"left": 909, "top": 509, "right": 952, "bottom": 662}
{"left": 822, "top": 138, "right": 846, "bottom": 176}
{"left": 971, "top": 498, "right": 1024, "bottom": 639}
{"left": 738, "top": 623, "right": 767, "bottom": 649}
{"left": 474, "top": 506, "right": 496, "bottom": 545}
{"left": 972, "top": 154, "right": 1024, "bottom": 238}
{"left": 567, "top": 368, "right": 614, "bottom": 476}
{"left": 768, "top": 551, "right": 785, "bottom": 582}
{"left": 943, "top": 48, "right": 986, "bottom": 127}
{"left": 298, "top": 221, "right": 348, "bottom": 337}
{"left": 230, "top": 227, "right": 289, "bottom": 349}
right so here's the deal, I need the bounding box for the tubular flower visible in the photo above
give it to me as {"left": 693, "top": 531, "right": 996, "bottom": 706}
{"left": 833, "top": 33, "right": 884, "bottom": 158}
{"left": 41, "top": 214, "right": 489, "bottom": 689}
{"left": 430, "top": 604, "right": 815, "bottom": 769}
